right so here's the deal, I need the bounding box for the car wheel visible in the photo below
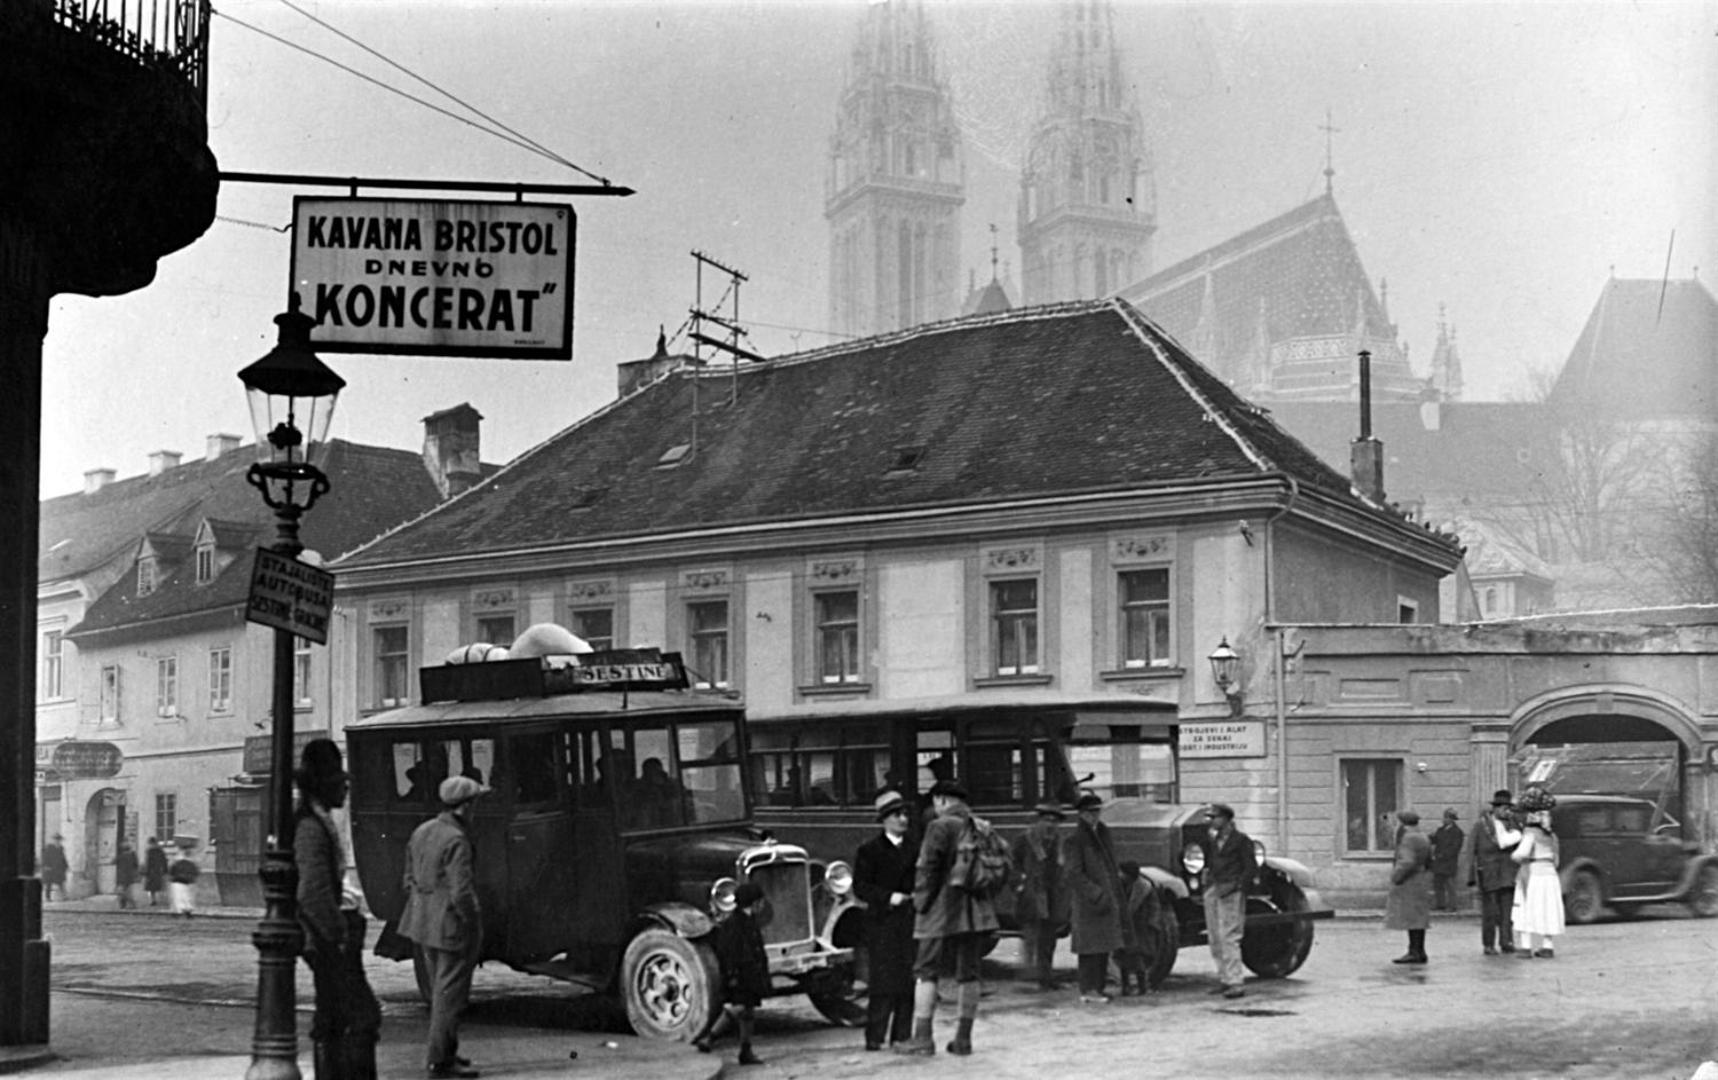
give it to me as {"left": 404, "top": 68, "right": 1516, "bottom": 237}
{"left": 1687, "top": 864, "right": 1718, "bottom": 918}
{"left": 1241, "top": 880, "right": 1316, "bottom": 979}
{"left": 805, "top": 943, "right": 867, "bottom": 1027}
{"left": 620, "top": 928, "right": 720, "bottom": 1041}
{"left": 1147, "top": 906, "right": 1179, "bottom": 989}
{"left": 1565, "top": 869, "right": 1604, "bottom": 924}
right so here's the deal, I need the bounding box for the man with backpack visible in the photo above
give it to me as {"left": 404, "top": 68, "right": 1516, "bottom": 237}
{"left": 896, "top": 778, "right": 1007, "bottom": 1058}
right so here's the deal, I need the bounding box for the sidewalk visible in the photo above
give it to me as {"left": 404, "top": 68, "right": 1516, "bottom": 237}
{"left": 41, "top": 896, "right": 259, "bottom": 919}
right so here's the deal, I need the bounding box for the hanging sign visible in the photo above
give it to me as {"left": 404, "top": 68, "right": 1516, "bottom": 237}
{"left": 50, "top": 741, "right": 124, "bottom": 779}
{"left": 291, "top": 197, "right": 575, "bottom": 360}
{"left": 247, "top": 548, "right": 336, "bottom": 644}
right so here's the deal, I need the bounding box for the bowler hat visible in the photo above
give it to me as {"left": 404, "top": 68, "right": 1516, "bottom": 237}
{"left": 1491, "top": 789, "right": 1513, "bottom": 807}
{"left": 1032, "top": 801, "right": 1065, "bottom": 818}
{"left": 1074, "top": 790, "right": 1103, "bottom": 812}
{"left": 1205, "top": 802, "right": 1236, "bottom": 821}
{"left": 873, "top": 789, "right": 908, "bottom": 821}
{"left": 927, "top": 778, "right": 969, "bottom": 801}
{"left": 439, "top": 775, "right": 493, "bottom": 807}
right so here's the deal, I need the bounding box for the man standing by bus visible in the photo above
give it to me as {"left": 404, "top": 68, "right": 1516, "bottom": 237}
{"left": 401, "top": 775, "right": 490, "bottom": 1079}
{"left": 1199, "top": 803, "right": 1256, "bottom": 1000}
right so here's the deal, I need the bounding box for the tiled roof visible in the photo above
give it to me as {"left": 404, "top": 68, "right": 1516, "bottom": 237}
{"left": 63, "top": 439, "right": 450, "bottom": 639}
{"left": 339, "top": 299, "right": 1433, "bottom": 568}
{"left": 1550, "top": 277, "right": 1718, "bottom": 422}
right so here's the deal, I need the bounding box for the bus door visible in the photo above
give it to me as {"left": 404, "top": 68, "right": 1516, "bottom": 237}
{"left": 500, "top": 727, "right": 580, "bottom": 961}
{"left": 568, "top": 726, "right": 627, "bottom": 950}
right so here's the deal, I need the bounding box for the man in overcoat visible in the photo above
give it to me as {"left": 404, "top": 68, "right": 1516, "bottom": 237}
{"left": 1429, "top": 808, "right": 1465, "bottom": 911}
{"left": 143, "top": 837, "right": 169, "bottom": 906}
{"left": 1010, "top": 801, "right": 1068, "bottom": 990}
{"left": 114, "top": 841, "right": 139, "bottom": 910}
{"left": 853, "top": 788, "right": 920, "bottom": 1050}
{"left": 1199, "top": 803, "right": 1257, "bottom": 999}
{"left": 896, "top": 779, "right": 997, "bottom": 1058}
{"left": 1385, "top": 809, "right": 1433, "bottom": 964}
{"left": 40, "top": 835, "right": 68, "bottom": 901}
{"left": 400, "top": 775, "right": 490, "bottom": 1079}
{"left": 1466, "top": 789, "right": 1518, "bottom": 954}
{"left": 1063, "top": 791, "right": 1123, "bottom": 1003}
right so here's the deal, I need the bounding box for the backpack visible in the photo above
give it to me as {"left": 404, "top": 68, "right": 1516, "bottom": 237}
{"left": 951, "top": 815, "right": 1013, "bottom": 897}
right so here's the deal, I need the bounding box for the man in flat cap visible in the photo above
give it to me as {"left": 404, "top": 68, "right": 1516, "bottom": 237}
{"left": 896, "top": 778, "right": 997, "bottom": 1057}
{"left": 1011, "top": 800, "right": 1068, "bottom": 991}
{"left": 1198, "top": 803, "right": 1257, "bottom": 999}
{"left": 1467, "top": 789, "right": 1519, "bottom": 955}
{"left": 400, "top": 775, "right": 491, "bottom": 1078}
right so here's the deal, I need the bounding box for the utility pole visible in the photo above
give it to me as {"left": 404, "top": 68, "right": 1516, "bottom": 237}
{"left": 689, "top": 251, "right": 762, "bottom": 417}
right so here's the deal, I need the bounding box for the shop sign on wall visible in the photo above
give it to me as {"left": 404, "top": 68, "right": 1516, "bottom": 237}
{"left": 1179, "top": 721, "right": 1267, "bottom": 759}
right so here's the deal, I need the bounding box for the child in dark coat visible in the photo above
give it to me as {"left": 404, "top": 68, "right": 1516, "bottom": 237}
{"left": 1115, "top": 861, "right": 1165, "bottom": 996}
{"left": 695, "top": 881, "right": 771, "bottom": 1065}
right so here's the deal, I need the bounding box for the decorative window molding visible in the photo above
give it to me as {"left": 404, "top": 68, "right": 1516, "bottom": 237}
{"left": 682, "top": 568, "right": 731, "bottom": 593}
{"left": 471, "top": 586, "right": 516, "bottom": 612}
{"left": 808, "top": 556, "right": 864, "bottom": 584}
{"left": 567, "top": 579, "right": 616, "bottom": 604}
{"left": 368, "top": 597, "right": 410, "bottom": 622}
{"left": 980, "top": 543, "right": 1042, "bottom": 575}
{"left": 1111, "top": 533, "right": 1174, "bottom": 564}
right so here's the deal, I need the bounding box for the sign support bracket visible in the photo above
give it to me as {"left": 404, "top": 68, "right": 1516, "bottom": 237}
{"left": 220, "top": 172, "right": 634, "bottom": 198}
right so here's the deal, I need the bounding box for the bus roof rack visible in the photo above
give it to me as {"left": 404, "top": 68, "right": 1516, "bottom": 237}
{"left": 419, "top": 648, "right": 691, "bottom": 704}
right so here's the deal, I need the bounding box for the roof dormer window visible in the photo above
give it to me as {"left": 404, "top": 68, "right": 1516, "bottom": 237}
{"left": 656, "top": 443, "right": 692, "bottom": 469}
{"left": 137, "top": 556, "right": 159, "bottom": 597}
{"left": 195, "top": 544, "right": 215, "bottom": 585}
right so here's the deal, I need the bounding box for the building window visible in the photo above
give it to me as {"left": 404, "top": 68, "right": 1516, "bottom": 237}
{"left": 1483, "top": 587, "right": 1497, "bottom": 615}
{"left": 100, "top": 664, "right": 122, "bottom": 723}
{"left": 374, "top": 625, "right": 410, "bottom": 709}
{"left": 293, "top": 641, "right": 313, "bottom": 709}
{"left": 195, "top": 545, "right": 214, "bottom": 584}
{"left": 571, "top": 607, "right": 614, "bottom": 652}
{"left": 208, "top": 647, "right": 232, "bottom": 713}
{"left": 990, "top": 579, "right": 1039, "bottom": 676}
{"left": 1397, "top": 597, "right": 1420, "bottom": 624}
{"left": 815, "top": 591, "right": 860, "bottom": 684}
{"left": 154, "top": 793, "right": 177, "bottom": 843}
{"left": 475, "top": 614, "right": 516, "bottom": 649}
{"left": 155, "top": 656, "right": 178, "bottom": 718}
{"left": 1120, "top": 568, "right": 1171, "bottom": 668}
{"left": 687, "top": 601, "right": 730, "bottom": 689}
{"left": 41, "top": 630, "right": 63, "bottom": 700}
{"left": 137, "top": 556, "right": 158, "bottom": 597}
{"left": 1341, "top": 758, "right": 1402, "bottom": 855}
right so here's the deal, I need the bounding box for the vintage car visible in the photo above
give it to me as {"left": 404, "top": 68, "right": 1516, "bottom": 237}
{"left": 1551, "top": 794, "right": 1718, "bottom": 923}
{"left": 747, "top": 694, "right": 1332, "bottom": 991}
{"left": 347, "top": 645, "right": 856, "bottom": 1040}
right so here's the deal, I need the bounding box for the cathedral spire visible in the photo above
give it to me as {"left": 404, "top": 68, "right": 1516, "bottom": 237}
{"left": 1319, "top": 109, "right": 1340, "bottom": 196}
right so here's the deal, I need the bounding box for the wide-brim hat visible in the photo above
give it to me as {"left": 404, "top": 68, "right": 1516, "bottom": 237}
{"left": 927, "top": 778, "right": 969, "bottom": 801}
{"left": 1074, "top": 791, "right": 1103, "bottom": 812}
{"left": 874, "top": 789, "right": 908, "bottom": 821}
{"left": 1491, "top": 789, "right": 1514, "bottom": 806}
{"left": 1032, "top": 801, "right": 1065, "bottom": 818}
{"left": 439, "top": 775, "right": 493, "bottom": 806}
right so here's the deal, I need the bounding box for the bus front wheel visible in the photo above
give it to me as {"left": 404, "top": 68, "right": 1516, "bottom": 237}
{"left": 620, "top": 928, "right": 721, "bottom": 1042}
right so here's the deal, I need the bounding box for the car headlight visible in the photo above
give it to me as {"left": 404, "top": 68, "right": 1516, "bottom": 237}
{"left": 710, "top": 877, "right": 738, "bottom": 915}
{"left": 1182, "top": 845, "right": 1205, "bottom": 875}
{"left": 824, "top": 860, "right": 853, "bottom": 897}
{"left": 1253, "top": 840, "right": 1267, "bottom": 863}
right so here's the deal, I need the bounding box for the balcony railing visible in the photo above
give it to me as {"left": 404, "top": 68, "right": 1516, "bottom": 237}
{"left": 52, "top": 0, "right": 210, "bottom": 99}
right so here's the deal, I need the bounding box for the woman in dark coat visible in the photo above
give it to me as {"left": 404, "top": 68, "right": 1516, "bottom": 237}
{"left": 143, "top": 837, "right": 168, "bottom": 906}
{"left": 1063, "top": 791, "right": 1123, "bottom": 1002}
{"left": 852, "top": 789, "right": 920, "bottom": 1050}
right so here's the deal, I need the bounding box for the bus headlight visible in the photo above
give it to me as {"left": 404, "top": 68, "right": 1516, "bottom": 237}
{"left": 1182, "top": 845, "right": 1205, "bottom": 875}
{"left": 710, "top": 877, "right": 738, "bottom": 915}
{"left": 823, "top": 861, "right": 853, "bottom": 897}
{"left": 1253, "top": 840, "right": 1267, "bottom": 864}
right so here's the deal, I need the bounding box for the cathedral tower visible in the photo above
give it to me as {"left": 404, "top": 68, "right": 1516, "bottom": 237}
{"left": 826, "top": 0, "right": 965, "bottom": 340}
{"left": 1017, "top": 1, "right": 1155, "bottom": 305}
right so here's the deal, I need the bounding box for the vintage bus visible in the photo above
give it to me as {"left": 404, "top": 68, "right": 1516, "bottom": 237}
{"left": 746, "top": 692, "right": 1331, "bottom": 984}
{"left": 346, "top": 646, "right": 857, "bottom": 1040}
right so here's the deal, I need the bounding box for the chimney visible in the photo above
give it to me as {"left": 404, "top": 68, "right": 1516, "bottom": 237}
{"left": 1350, "top": 349, "right": 1386, "bottom": 502}
{"left": 83, "top": 467, "right": 116, "bottom": 495}
{"left": 618, "top": 326, "right": 691, "bottom": 397}
{"left": 206, "top": 433, "right": 242, "bottom": 460}
{"left": 422, "top": 404, "right": 483, "bottom": 498}
{"left": 147, "top": 450, "right": 182, "bottom": 476}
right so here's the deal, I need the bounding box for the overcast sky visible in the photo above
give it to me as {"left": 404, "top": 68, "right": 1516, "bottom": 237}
{"left": 40, "top": 0, "right": 1716, "bottom": 497}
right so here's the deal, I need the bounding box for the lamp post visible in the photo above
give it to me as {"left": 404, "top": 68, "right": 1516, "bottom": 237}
{"left": 240, "top": 305, "right": 344, "bottom": 1080}
{"left": 1208, "top": 637, "right": 1242, "bottom": 717}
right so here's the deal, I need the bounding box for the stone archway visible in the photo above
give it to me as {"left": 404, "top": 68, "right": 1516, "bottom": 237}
{"left": 81, "top": 788, "right": 124, "bottom": 897}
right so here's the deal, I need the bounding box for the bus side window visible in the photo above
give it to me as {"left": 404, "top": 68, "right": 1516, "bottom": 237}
{"left": 395, "top": 741, "right": 432, "bottom": 802}
{"left": 510, "top": 731, "right": 560, "bottom": 805}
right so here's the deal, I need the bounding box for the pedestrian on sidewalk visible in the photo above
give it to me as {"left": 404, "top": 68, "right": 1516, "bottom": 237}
{"left": 400, "top": 775, "right": 490, "bottom": 1080}
{"left": 694, "top": 881, "right": 770, "bottom": 1066}
{"left": 1065, "top": 791, "right": 1123, "bottom": 1004}
{"left": 294, "top": 738, "right": 381, "bottom": 1079}
{"left": 1430, "top": 808, "right": 1464, "bottom": 911}
{"left": 143, "top": 837, "right": 168, "bottom": 907}
{"left": 1199, "top": 803, "right": 1257, "bottom": 999}
{"left": 1510, "top": 787, "right": 1565, "bottom": 959}
{"left": 168, "top": 844, "right": 200, "bottom": 917}
{"left": 1010, "top": 801, "right": 1068, "bottom": 991}
{"left": 114, "top": 841, "right": 139, "bottom": 910}
{"left": 1468, "top": 790, "right": 1519, "bottom": 955}
{"left": 1386, "top": 810, "right": 1432, "bottom": 964}
{"left": 40, "top": 835, "right": 68, "bottom": 901}
{"left": 895, "top": 778, "right": 998, "bottom": 1058}
{"left": 852, "top": 787, "right": 919, "bottom": 1051}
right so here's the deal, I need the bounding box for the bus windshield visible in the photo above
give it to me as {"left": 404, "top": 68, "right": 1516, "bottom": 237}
{"left": 1063, "top": 720, "right": 1178, "bottom": 804}
{"left": 605, "top": 714, "right": 748, "bottom": 831}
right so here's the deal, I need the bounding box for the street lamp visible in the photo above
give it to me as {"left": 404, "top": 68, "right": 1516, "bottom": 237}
{"left": 240, "top": 303, "right": 343, "bottom": 1080}
{"left": 1208, "top": 637, "right": 1242, "bottom": 717}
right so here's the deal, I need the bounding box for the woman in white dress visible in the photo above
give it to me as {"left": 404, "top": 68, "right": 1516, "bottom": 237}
{"left": 1510, "top": 787, "right": 1564, "bottom": 957}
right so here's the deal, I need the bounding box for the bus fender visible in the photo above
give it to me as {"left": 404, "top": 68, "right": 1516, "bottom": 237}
{"left": 1259, "top": 856, "right": 1317, "bottom": 890}
{"left": 1139, "top": 865, "right": 1189, "bottom": 900}
{"left": 633, "top": 902, "right": 716, "bottom": 941}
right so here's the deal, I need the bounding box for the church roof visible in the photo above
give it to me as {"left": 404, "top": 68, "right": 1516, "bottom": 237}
{"left": 339, "top": 300, "right": 1455, "bottom": 571}
{"left": 1549, "top": 276, "right": 1718, "bottom": 422}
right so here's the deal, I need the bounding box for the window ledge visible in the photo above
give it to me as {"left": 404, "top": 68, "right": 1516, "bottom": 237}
{"left": 1099, "top": 666, "right": 1185, "bottom": 683}
{"left": 798, "top": 683, "right": 873, "bottom": 697}
{"left": 973, "top": 674, "right": 1054, "bottom": 689}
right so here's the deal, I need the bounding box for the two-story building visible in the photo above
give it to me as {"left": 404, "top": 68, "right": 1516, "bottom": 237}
{"left": 330, "top": 299, "right": 1464, "bottom": 896}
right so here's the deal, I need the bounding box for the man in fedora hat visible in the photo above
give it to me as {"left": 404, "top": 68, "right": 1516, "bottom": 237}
{"left": 1064, "top": 791, "right": 1123, "bottom": 1003}
{"left": 853, "top": 788, "right": 920, "bottom": 1050}
{"left": 1199, "top": 803, "right": 1257, "bottom": 998}
{"left": 1011, "top": 800, "right": 1068, "bottom": 990}
{"left": 1467, "top": 789, "right": 1519, "bottom": 955}
{"left": 401, "top": 774, "right": 492, "bottom": 1078}
{"left": 896, "top": 778, "right": 997, "bottom": 1057}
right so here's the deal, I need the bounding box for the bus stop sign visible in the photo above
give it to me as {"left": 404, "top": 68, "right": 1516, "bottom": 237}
{"left": 247, "top": 548, "right": 335, "bottom": 644}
